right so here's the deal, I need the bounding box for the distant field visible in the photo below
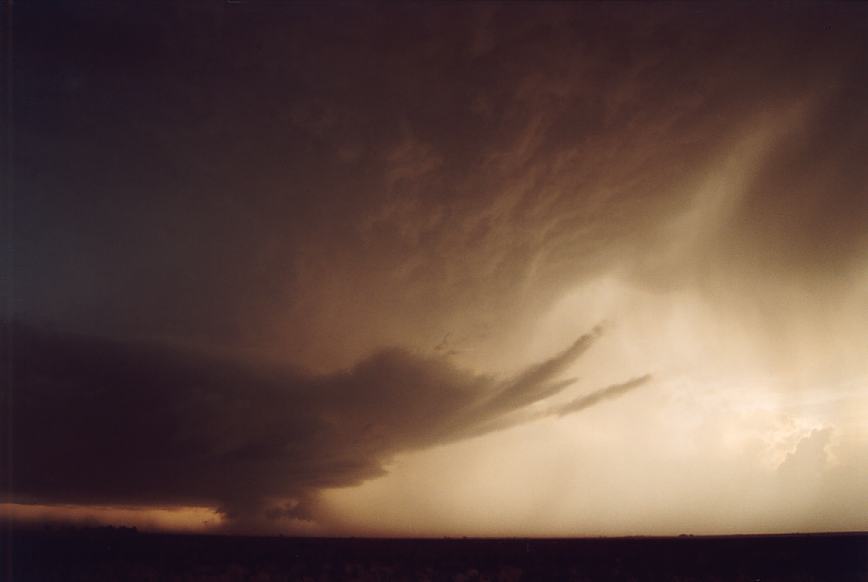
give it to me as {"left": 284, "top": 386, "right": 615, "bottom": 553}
{"left": 6, "top": 528, "right": 868, "bottom": 581}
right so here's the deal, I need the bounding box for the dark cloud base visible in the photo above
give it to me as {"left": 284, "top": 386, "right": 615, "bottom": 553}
{"left": 3, "top": 323, "right": 645, "bottom": 529}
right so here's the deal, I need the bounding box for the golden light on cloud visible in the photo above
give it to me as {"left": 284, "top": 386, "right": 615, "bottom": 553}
{"left": 315, "top": 279, "right": 868, "bottom": 536}
{"left": 4, "top": 1, "right": 868, "bottom": 540}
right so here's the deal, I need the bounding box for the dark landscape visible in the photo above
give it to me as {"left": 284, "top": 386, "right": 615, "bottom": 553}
{"left": 7, "top": 528, "right": 868, "bottom": 581}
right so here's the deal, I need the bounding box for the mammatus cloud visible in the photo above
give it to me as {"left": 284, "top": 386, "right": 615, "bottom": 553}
{"left": 5, "top": 323, "right": 645, "bottom": 530}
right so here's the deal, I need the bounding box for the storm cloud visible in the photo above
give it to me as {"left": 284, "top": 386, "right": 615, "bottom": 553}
{"left": 5, "top": 2, "right": 868, "bottom": 535}
{"left": 5, "top": 322, "right": 643, "bottom": 528}
{"left": 10, "top": 3, "right": 868, "bottom": 374}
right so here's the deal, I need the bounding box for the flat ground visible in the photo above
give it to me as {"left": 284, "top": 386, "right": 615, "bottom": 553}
{"left": 5, "top": 528, "right": 868, "bottom": 581}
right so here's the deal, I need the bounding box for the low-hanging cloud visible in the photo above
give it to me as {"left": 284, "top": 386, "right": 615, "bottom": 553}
{"left": 5, "top": 322, "right": 644, "bottom": 529}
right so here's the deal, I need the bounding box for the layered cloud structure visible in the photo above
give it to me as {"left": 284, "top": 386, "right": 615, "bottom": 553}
{"left": 3, "top": 2, "right": 868, "bottom": 534}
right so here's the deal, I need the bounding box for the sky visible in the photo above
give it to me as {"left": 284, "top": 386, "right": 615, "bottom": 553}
{"left": 2, "top": 1, "right": 868, "bottom": 537}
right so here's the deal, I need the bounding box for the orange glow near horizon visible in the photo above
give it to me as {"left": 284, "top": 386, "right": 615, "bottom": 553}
{"left": 1, "top": 503, "right": 224, "bottom": 533}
